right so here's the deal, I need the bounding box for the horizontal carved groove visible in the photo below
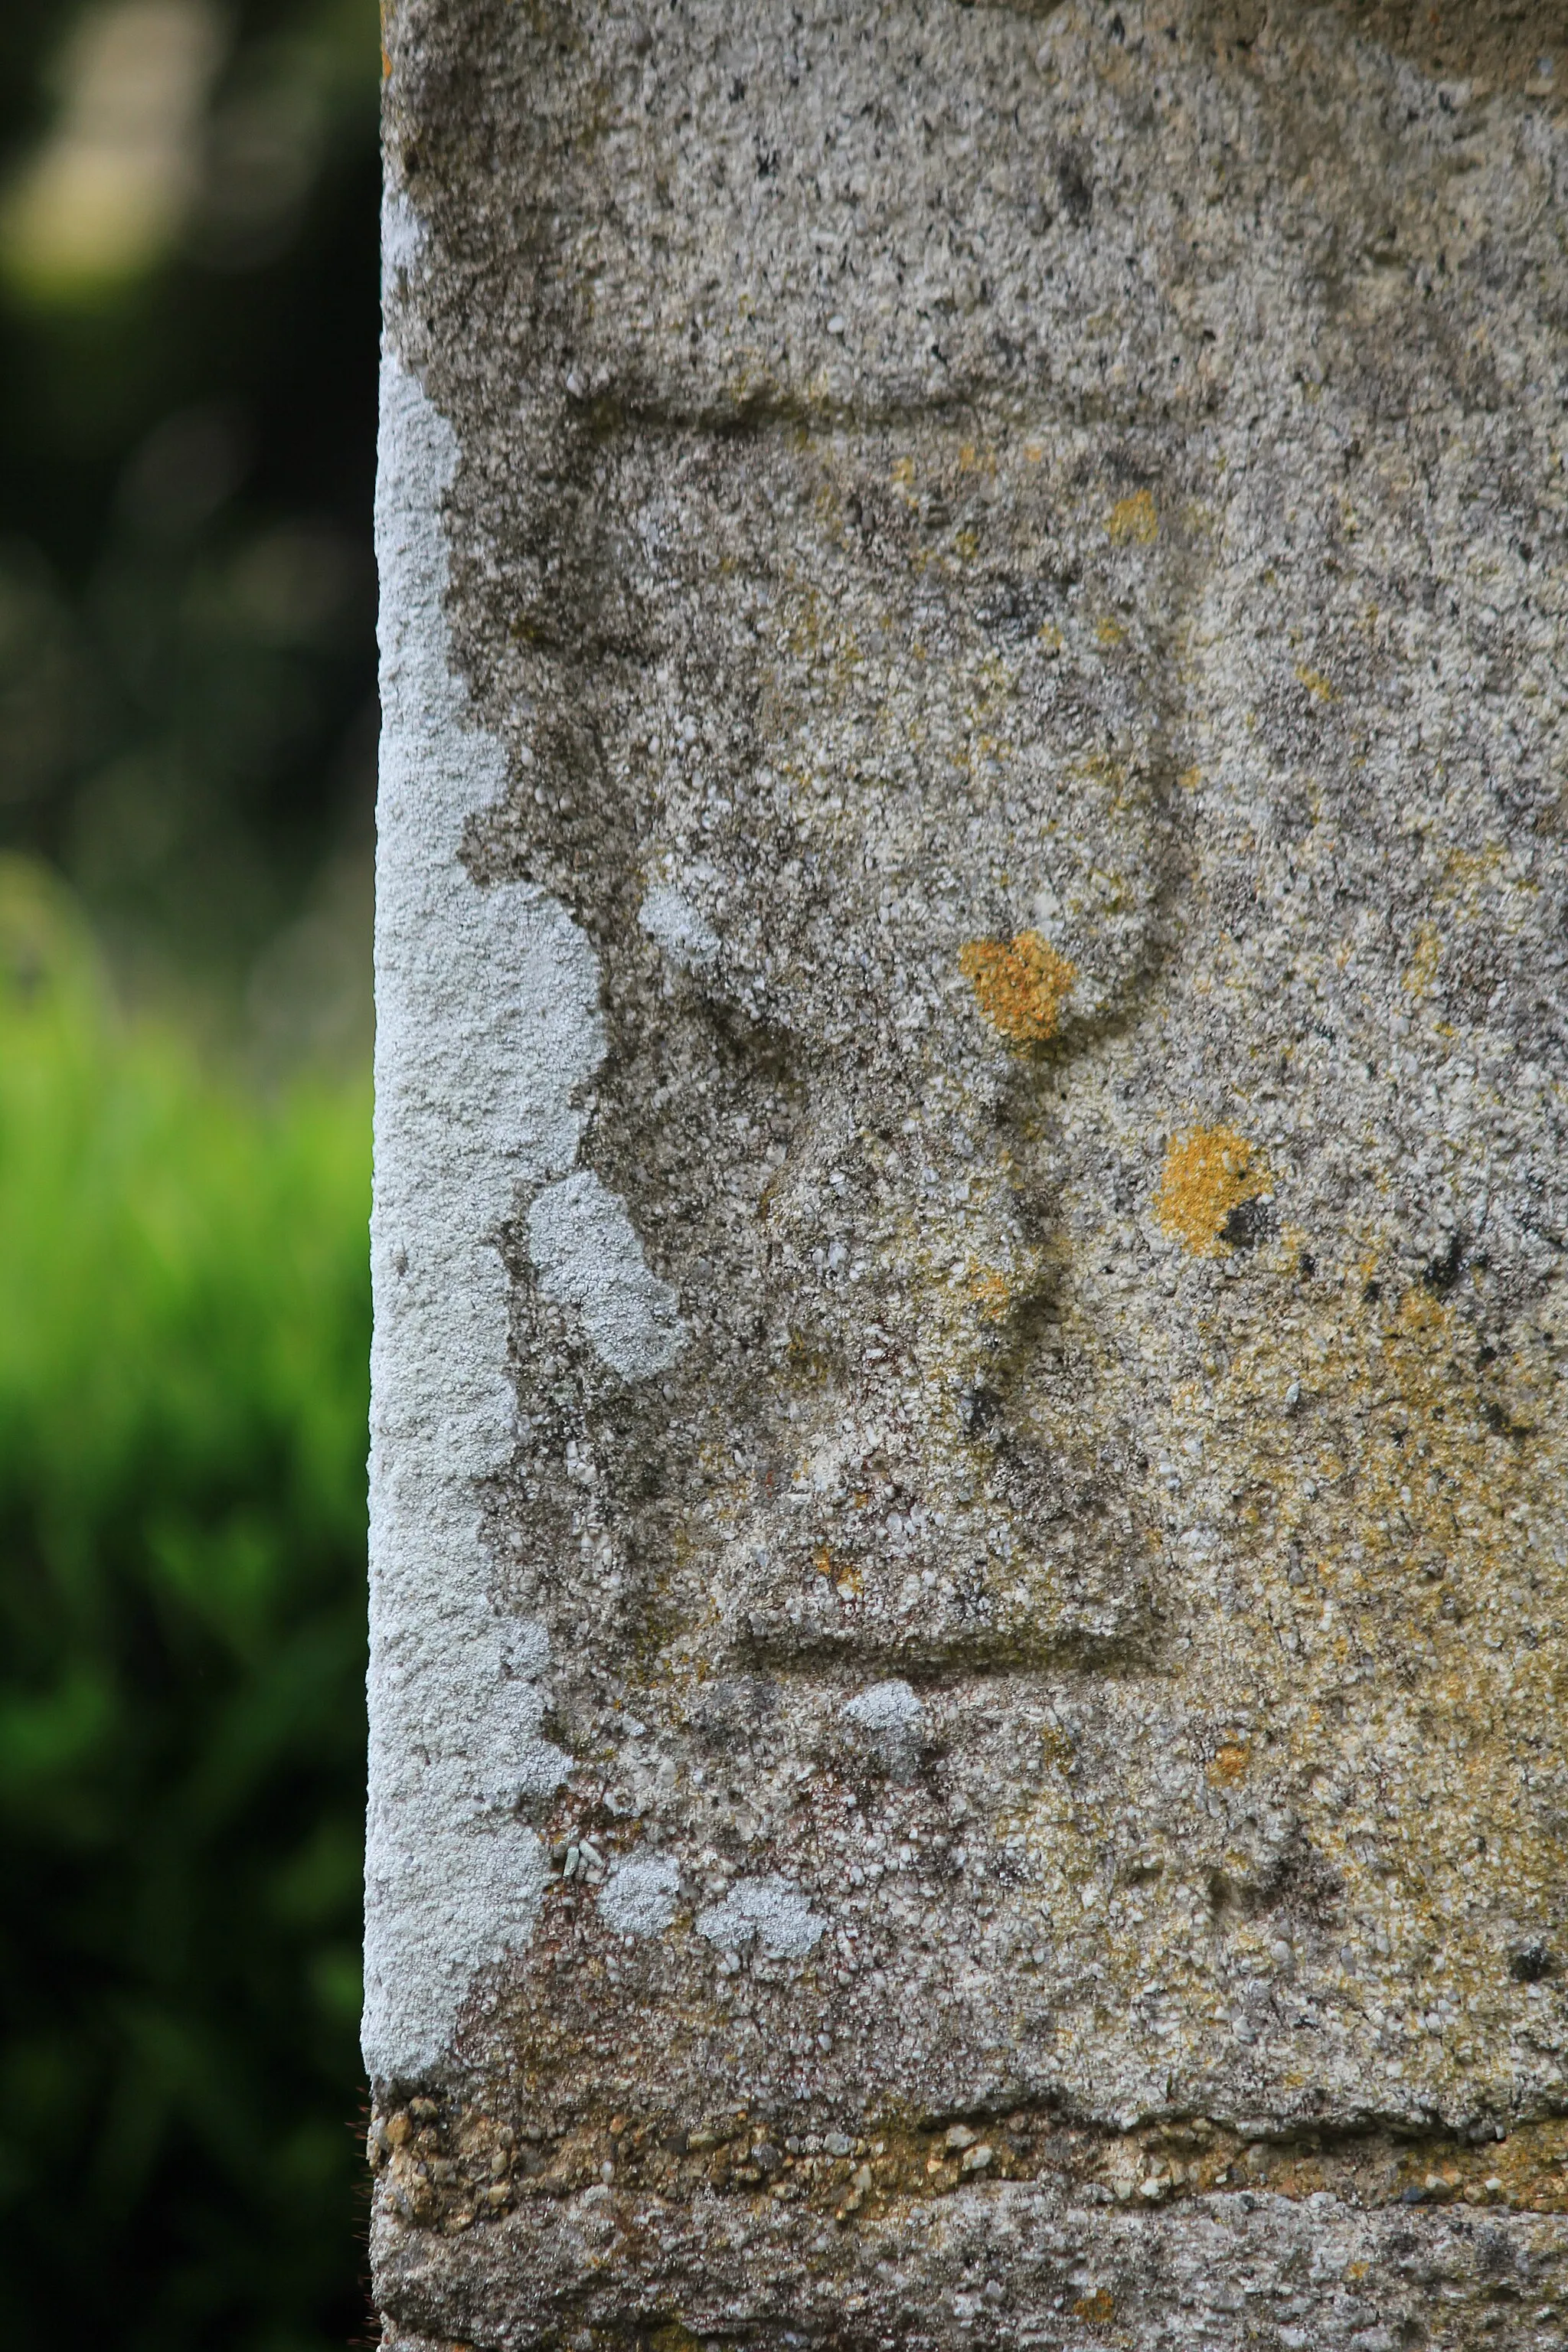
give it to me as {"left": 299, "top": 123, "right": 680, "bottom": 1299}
{"left": 371, "top": 2095, "right": 1568, "bottom": 2238}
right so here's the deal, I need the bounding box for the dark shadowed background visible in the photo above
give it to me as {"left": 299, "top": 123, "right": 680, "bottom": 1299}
{"left": 0, "top": 4, "right": 379, "bottom": 2345}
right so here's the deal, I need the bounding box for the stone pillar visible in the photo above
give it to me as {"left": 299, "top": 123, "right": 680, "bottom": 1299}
{"left": 367, "top": 3, "right": 1568, "bottom": 2341}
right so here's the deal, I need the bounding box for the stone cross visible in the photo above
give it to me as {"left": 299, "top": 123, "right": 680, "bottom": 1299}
{"left": 367, "top": 3, "right": 1568, "bottom": 2341}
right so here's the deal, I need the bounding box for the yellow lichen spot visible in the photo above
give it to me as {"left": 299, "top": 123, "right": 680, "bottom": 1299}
{"left": 1210, "top": 1742, "right": 1250, "bottom": 1785}
{"left": 890, "top": 456, "right": 916, "bottom": 487}
{"left": 960, "top": 930, "right": 1076, "bottom": 1047}
{"left": 1155, "top": 1125, "right": 1267, "bottom": 1255}
{"left": 1107, "top": 488, "right": 1157, "bottom": 544}
{"left": 1404, "top": 922, "right": 1442, "bottom": 995}
{"left": 1178, "top": 763, "right": 1202, "bottom": 792}
{"left": 959, "top": 442, "right": 978, "bottom": 469}
{"left": 1295, "top": 664, "right": 1338, "bottom": 702}
{"left": 1023, "top": 440, "right": 1044, "bottom": 463}
{"left": 1037, "top": 621, "right": 1064, "bottom": 652}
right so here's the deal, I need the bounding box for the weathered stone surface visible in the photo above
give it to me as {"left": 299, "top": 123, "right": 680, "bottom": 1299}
{"left": 367, "top": 0, "right": 1568, "bottom": 2338}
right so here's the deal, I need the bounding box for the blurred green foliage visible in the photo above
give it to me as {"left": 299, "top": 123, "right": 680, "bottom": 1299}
{"left": 0, "top": 2, "right": 380, "bottom": 2336}
{"left": 0, "top": 859, "right": 371, "bottom": 2350}
{"left": 0, "top": 0, "right": 381, "bottom": 1047}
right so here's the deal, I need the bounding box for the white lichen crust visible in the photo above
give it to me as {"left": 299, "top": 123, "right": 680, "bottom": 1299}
{"left": 367, "top": 351, "right": 684, "bottom": 2085}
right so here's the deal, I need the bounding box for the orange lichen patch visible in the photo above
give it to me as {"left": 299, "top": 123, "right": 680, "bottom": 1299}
{"left": 1107, "top": 488, "right": 1157, "bottom": 544}
{"left": 1209, "top": 1741, "right": 1250, "bottom": 1785}
{"left": 1125, "top": 1259, "right": 1568, "bottom": 2073}
{"left": 960, "top": 929, "right": 1076, "bottom": 1046}
{"left": 967, "top": 1268, "right": 1012, "bottom": 1321}
{"left": 1263, "top": 1282, "right": 1553, "bottom": 1592}
{"left": 1073, "top": 2289, "right": 1117, "bottom": 2324}
{"left": 1155, "top": 1125, "right": 1266, "bottom": 1254}
{"left": 813, "top": 1544, "right": 861, "bottom": 1598}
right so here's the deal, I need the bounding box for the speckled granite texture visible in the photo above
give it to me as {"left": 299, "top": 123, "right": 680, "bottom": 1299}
{"left": 368, "top": 1, "right": 1568, "bottom": 2340}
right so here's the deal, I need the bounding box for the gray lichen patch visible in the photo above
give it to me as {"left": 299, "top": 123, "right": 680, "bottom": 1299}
{"left": 841, "top": 1679, "right": 926, "bottom": 1782}
{"left": 527, "top": 1168, "right": 688, "bottom": 1380}
{"left": 639, "top": 881, "right": 720, "bottom": 972}
{"left": 695, "top": 1873, "right": 827, "bottom": 1960}
{"left": 598, "top": 1853, "right": 682, "bottom": 1939}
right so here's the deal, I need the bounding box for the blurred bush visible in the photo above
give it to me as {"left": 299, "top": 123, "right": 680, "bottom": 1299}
{"left": 0, "top": 858, "right": 371, "bottom": 2350}
{"left": 0, "top": 2, "right": 377, "bottom": 2335}
{"left": 0, "top": 0, "right": 380, "bottom": 1052}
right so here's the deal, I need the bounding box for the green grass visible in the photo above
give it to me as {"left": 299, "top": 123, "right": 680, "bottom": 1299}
{"left": 0, "top": 858, "right": 370, "bottom": 2350}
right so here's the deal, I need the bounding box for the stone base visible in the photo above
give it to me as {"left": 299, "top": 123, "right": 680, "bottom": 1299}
{"left": 376, "top": 2184, "right": 1568, "bottom": 2349}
